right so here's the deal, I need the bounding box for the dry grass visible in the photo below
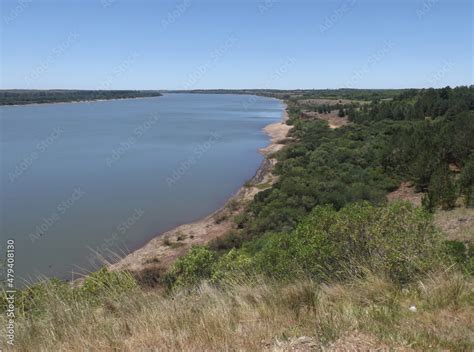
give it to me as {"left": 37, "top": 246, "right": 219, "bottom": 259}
{"left": 435, "top": 207, "right": 474, "bottom": 243}
{"left": 3, "top": 271, "right": 472, "bottom": 351}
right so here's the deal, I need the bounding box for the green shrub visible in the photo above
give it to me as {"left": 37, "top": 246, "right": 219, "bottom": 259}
{"left": 79, "top": 268, "right": 137, "bottom": 301}
{"left": 166, "top": 246, "right": 218, "bottom": 289}
{"left": 442, "top": 240, "right": 474, "bottom": 274}
{"left": 233, "top": 202, "right": 442, "bottom": 284}
{"left": 171, "top": 202, "right": 443, "bottom": 287}
{"left": 210, "top": 249, "right": 253, "bottom": 282}
{"left": 443, "top": 240, "right": 468, "bottom": 263}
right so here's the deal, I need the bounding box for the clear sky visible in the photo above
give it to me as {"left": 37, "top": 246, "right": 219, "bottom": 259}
{"left": 1, "top": 0, "right": 472, "bottom": 90}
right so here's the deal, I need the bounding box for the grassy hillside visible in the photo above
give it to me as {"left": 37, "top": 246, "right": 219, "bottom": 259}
{"left": 1, "top": 87, "right": 473, "bottom": 351}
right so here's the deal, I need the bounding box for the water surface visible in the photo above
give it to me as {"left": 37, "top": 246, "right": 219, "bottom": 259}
{"left": 0, "top": 93, "right": 283, "bottom": 283}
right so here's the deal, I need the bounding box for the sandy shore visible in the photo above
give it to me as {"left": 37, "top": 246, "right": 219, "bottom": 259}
{"left": 110, "top": 104, "right": 292, "bottom": 275}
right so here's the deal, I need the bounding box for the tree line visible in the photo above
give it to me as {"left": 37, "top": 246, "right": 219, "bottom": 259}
{"left": 0, "top": 90, "right": 162, "bottom": 105}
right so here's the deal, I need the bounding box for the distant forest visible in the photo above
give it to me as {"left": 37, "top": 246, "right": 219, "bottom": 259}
{"left": 0, "top": 90, "right": 162, "bottom": 106}
{"left": 168, "top": 88, "right": 407, "bottom": 101}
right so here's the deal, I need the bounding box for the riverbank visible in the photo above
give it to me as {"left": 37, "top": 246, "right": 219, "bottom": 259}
{"left": 110, "top": 105, "right": 292, "bottom": 276}
{"left": 0, "top": 95, "right": 162, "bottom": 107}
{"left": 0, "top": 90, "right": 163, "bottom": 106}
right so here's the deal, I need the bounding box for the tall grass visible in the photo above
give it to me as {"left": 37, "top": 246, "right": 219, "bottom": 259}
{"left": 1, "top": 269, "right": 472, "bottom": 351}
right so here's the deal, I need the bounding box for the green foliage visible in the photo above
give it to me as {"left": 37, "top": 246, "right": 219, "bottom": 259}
{"left": 443, "top": 240, "right": 468, "bottom": 263}
{"left": 165, "top": 246, "right": 218, "bottom": 288}
{"left": 1, "top": 269, "right": 137, "bottom": 318}
{"left": 350, "top": 86, "right": 474, "bottom": 123}
{"left": 213, "top": 87, "right": 473, "bottom": 251}
{"left": 170, "top": 202, "right": 443, "bottom": 289}
{"left": 249, "top": 202, "right": 441, "bottom": 284}
{"left": 210, "top": 249, "right": 253, "bottom": 282}
{"left": 80, "top": 268, "right": 137, "bottom": 301}
{"left": 425, "top": 164, "right": 457, "bottom": 210}
{"left": 459, "top": 156, "right": 474, "bottom": 207}
{"left": 442, "top": 240, "right": 474, "bottom": 274}
{"left": 349, "top": 88, "right": 473, "bottom": 210}
{"left": 212, "top": 119, "right": 400, "bottom": 249}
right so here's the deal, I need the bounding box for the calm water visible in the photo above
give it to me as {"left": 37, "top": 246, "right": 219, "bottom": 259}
{"left": 0, "top": 93, "right": 283, "bottom": 283}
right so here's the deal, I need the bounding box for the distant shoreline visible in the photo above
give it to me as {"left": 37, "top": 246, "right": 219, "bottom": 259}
{"left": 0, "top": 90, "right": 163, "bottom": 107}
{"left": 108, "top": 101, "right": 292, "bottom": 276}
{"left": 0, "top": 95, "right": 164, "bottom": 107}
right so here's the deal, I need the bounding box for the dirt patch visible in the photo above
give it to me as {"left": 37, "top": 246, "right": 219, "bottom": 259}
{"left": 266, "top": 336, "right": 319, "bottom": 351}
{"left": 387, "top": 182, "right": 474, "bottom": 243}
{"left": 298, "top": 98, "right": 365, "bottom": 106}
{"left": 301, "top": 110, "right": 349, "bottom": 129}
{"left": 110, "top": 106, "right": 293, "bottom": 275}
{"left": 326, "top": 331, "right": 411, "bottom": 352}
{"left": 267, "top": 331, "right": 411, "bottom": 351}
{"left": 387, "top": 182, "right": 423, "bottom": 207}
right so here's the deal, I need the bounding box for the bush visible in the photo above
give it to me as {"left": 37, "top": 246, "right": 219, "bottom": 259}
{"left": 165, "top": 246, "right": 217, "bottom": 289}
{"left": 251, "top": 202, "right": 442, "bottom": 283}
{"left": 442, "top": 240, "right": 474, "bottom": 274}
{"left": 443, "top": 240, "right": 468, "bottom": 263}
{"left": 210, "top": 249, "right": 253, "bottom": 282}
{"left": 80, "top": 268, "right": 137, "bottom": 301}
{"left": 168, "top": 202, "right": 443, "bottom": 287}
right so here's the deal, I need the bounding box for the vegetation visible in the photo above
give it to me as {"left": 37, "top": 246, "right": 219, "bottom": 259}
{"left": 211, "top": 86, "right": 474, "bottom": 252}
{"left": 0, "top": 89, "right": 162, "bottom": 105}
{"left": 167, "top": 202, "right": 446, "bottom": 288}
{"left": 169, "top": 88, "right": 407, "bottom": 101}
{"left": 2, "top": 270, "right": 472, "bottom": 351}
{"left": 1, "top": 87, "right": 473, "bottom": 350}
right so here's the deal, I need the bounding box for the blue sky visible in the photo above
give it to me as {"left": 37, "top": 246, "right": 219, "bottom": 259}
{"left": 1, "top": 0, "right": 472, "bottom": 89}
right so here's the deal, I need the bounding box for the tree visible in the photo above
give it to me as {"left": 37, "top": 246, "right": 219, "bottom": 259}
{"left": 459, "top": 157, "right": 474, "bottom": 207}
{"left": 338, "top": 108, "right": 346, "bottom": 117}
{"left": 426, "top": 163, "right": 457, "bottom": 210}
